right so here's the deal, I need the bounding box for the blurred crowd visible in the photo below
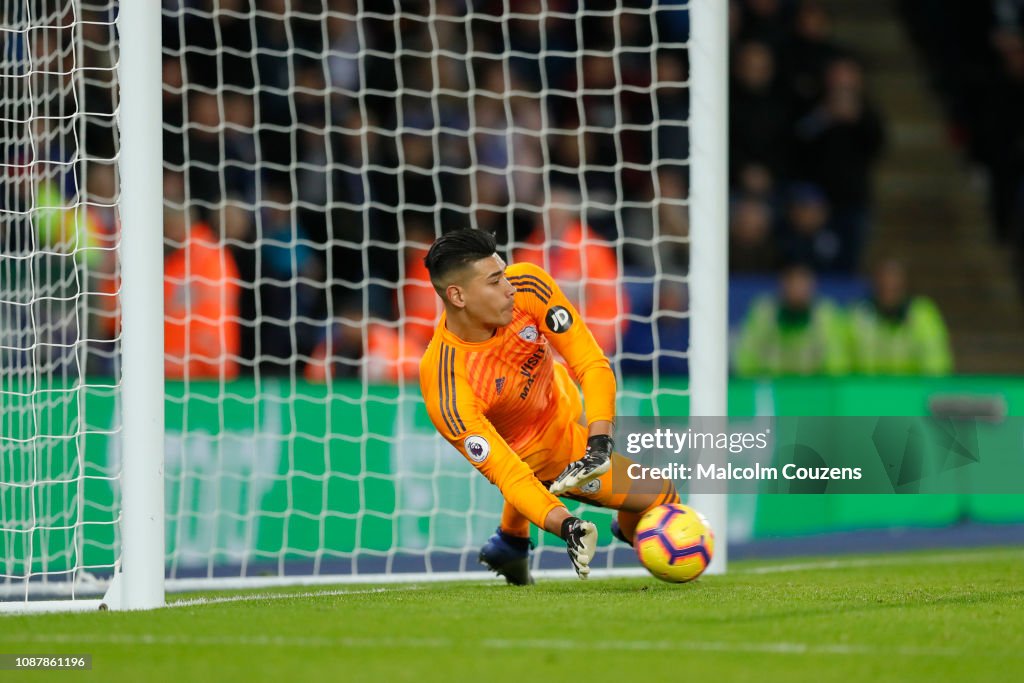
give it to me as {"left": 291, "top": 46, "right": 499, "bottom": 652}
{"left": 898, "top": 0, "right": 1024, "bottom": 291}
{"left": 1, "top": 0, "right": 953, "bottom": 381}
{"left": 727, "top": 0, "right": 885, "bottom": 275}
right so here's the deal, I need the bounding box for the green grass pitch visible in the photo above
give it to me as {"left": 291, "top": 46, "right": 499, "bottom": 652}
{"left": 3, "top": 546, "right": 1022, "bottom": 682}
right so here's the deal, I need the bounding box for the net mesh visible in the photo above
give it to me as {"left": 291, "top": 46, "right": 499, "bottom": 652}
{"left": 1, "top": 0, "right": 121, "bottom": 599}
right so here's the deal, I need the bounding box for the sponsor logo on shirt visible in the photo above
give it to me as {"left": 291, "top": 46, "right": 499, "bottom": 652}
{"left": 545, "top": 306, "right": 573, "bottom": 333}
{"left": 518, "top": 348, "right": 545, "bottom": 400}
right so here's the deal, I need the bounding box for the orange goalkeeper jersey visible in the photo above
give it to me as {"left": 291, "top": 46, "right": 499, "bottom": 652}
{"left": 419, "top": 262, "right": 617, "bottom": 528}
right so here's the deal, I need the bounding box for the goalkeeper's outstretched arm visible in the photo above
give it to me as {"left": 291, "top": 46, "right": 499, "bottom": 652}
{"left": 421, "top": 346, "right": 597, "bottom": 577}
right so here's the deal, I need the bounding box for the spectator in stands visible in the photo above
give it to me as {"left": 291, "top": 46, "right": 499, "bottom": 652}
{"left": 400, "top": 219, "right": 443, "bottom": 348}
{"left": 898, "top": 4, "right": 1024, "bottom": 292}
{"left": 735, "top": 162, "right": 778, "bottom": 202}
{"left": 730, "top": 194, "right": 779, "bottom": 273}
{"left": 304, "top": 308, "right": 364, "bottom": 382}
{"left": 780, "top": 0, "right": 846, "bottom": 114}
{"left": 296, "top": 121, "right": 333, "bottom": 244}
{"left": 83, "top": 164, "right": 121, "bottom": 375}
{"left": 163, "top": 173, "right": 241, "bottom": 380}
{"left": 623, "top": 168, "right": 690, "bottom": 277}
{"left": 501, "top": 0, "right": 546, "bottom": 88}
{"left": 397, "top": 112, "right": 438, "bottom": 226}
{"left": 735, "top": 263, "right": 849, "bottom": 376}
{"left": 306, "top": 218, "right": 436, "bottom": 384}
{"left": 848, "top": 260, "right": 953, "bottom": 375}
{"left": 256, "top": 181, "right": 325, "bottom": 374}
{"left": 779, "top": 182, "right": 845, "bottom": 272}
{"left": 325, "top": 0, "right": 363, "bottom": 100}
{"left": 730, "top": 41, "right": 793, "bottom": 182}
{"left": 214, "top": 0, "right": 256, "bottom": 91}
{"left": 976, "top": 30, "right": 1024, "bottom": 243}
{"left": 547, "top": 41, "right": 648, "bottom": 206}
{"left": 793, "top": 57, "right": 885, "bottom": 271}
{"left": 304, "top": 306, "right": 421, "bottom": 383}
{"left": 217, "top": 200, "right": 259, "bottom": 368}
{"left": 471, "top": 61, "right": 517, "bottom": 235}
{"left": 161, "top": 57, "right": 185, "bottom": 169}
{"left": 80, "top": 16, "right": 118, "bottom": 160}
{"left": 222, "top": 94, "right": 258, "bottom": 205}
{"left": 653, "top": 50, "right": 690, "bottom": 173}
{"left": 183, "top": 91, "right": 224, "bottom": 208}
{"left": 515, "top": 186, "right": 629, "bottom": 356}
{"left": 738, "top": 0, "right": 791, "bottom": 52}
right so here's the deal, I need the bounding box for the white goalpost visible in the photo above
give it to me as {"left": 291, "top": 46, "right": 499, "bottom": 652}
{"left": 113, "top": 0, "right": 166, "bottom": 610}
{"left": 687, "top": 0, "right": 729, "bottom": 575}
{"left": 0, "top": 0, "right": 727, "bottom": 611}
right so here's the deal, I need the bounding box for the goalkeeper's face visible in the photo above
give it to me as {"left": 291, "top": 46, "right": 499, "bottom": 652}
{"left": 455, "top": 255, "right": 516, "bottom": 328}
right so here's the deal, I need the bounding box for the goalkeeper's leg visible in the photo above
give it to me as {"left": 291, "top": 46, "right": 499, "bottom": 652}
{"left": 479, "top": 503, "right": 534, "bottom": 586}
{"left": 480, "top": 500, "right": 598, "bottom": 582}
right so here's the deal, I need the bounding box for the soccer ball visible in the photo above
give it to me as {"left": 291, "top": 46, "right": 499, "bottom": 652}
{"left": 634, "top": 503, "right": 714, "bottom": 583}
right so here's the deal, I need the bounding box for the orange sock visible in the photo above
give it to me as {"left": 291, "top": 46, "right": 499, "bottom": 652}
{"left": 499, "top": 500, "right": 531, "bottom": 539}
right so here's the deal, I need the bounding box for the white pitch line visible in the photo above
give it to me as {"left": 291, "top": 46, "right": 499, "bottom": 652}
{"left": 1, "top": 632, "right": 1017, "bottom": 659}
{"left": 166, "top": 585, "right": 426, "bottom": 609}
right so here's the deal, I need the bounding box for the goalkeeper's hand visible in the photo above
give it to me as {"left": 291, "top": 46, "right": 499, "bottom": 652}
{"left": 561, "top": 516, "right": 598, "bottom": 579}
{"left": 549, "top": 435, "right": 613, "bottom": 495}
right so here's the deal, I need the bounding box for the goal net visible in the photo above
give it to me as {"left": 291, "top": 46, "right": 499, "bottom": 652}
{"left": 1, "top": 0, "right": 726, "bottom": 607}
{"left": 1, "top": 1, "right": 122, "bottom": 606}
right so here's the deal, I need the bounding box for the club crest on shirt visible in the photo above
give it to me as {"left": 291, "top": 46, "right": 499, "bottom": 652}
{"left": 495, "top": 377, "right": 506, "bottom": 395}
{"left": 518, "top": 325, "right": 539, "bottom": 342}
{"left": 578, "top": 479, "right": 601, "bottom": 494}
{"left": 464, "top": 435, "right": 490, "bottom": 463}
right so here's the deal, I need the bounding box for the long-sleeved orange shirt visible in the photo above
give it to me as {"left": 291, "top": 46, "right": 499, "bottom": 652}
{"left": 419, "top": 262, "right": 616, "bottom": 528}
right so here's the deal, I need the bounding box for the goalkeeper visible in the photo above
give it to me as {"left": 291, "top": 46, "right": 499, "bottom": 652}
{"left": 419, "top": 230, "right": 678, "bottom": 584}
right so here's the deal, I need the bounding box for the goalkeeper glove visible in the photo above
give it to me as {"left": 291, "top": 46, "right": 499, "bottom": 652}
{"left": 549, "top": 435, "right": 614, "bottom": 495}
{"left": 561, "top": 516, "right": 598, "bottom": 579}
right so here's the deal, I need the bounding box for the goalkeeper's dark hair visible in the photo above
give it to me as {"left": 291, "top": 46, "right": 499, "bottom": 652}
{"left": 423, "top": 229, "right": 497, "bottom": 291}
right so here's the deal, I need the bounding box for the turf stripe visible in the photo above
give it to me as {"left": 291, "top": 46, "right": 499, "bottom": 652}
{"left": 3, "top": 632, "right": 1019, "bottom": 659}
{"left": 737, "top": 549, "right": 1024, "bottom": 575}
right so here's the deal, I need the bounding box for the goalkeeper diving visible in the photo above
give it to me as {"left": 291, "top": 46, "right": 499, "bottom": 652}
{"left": 419, "top": 230, "right": 678, "bottom": 583}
